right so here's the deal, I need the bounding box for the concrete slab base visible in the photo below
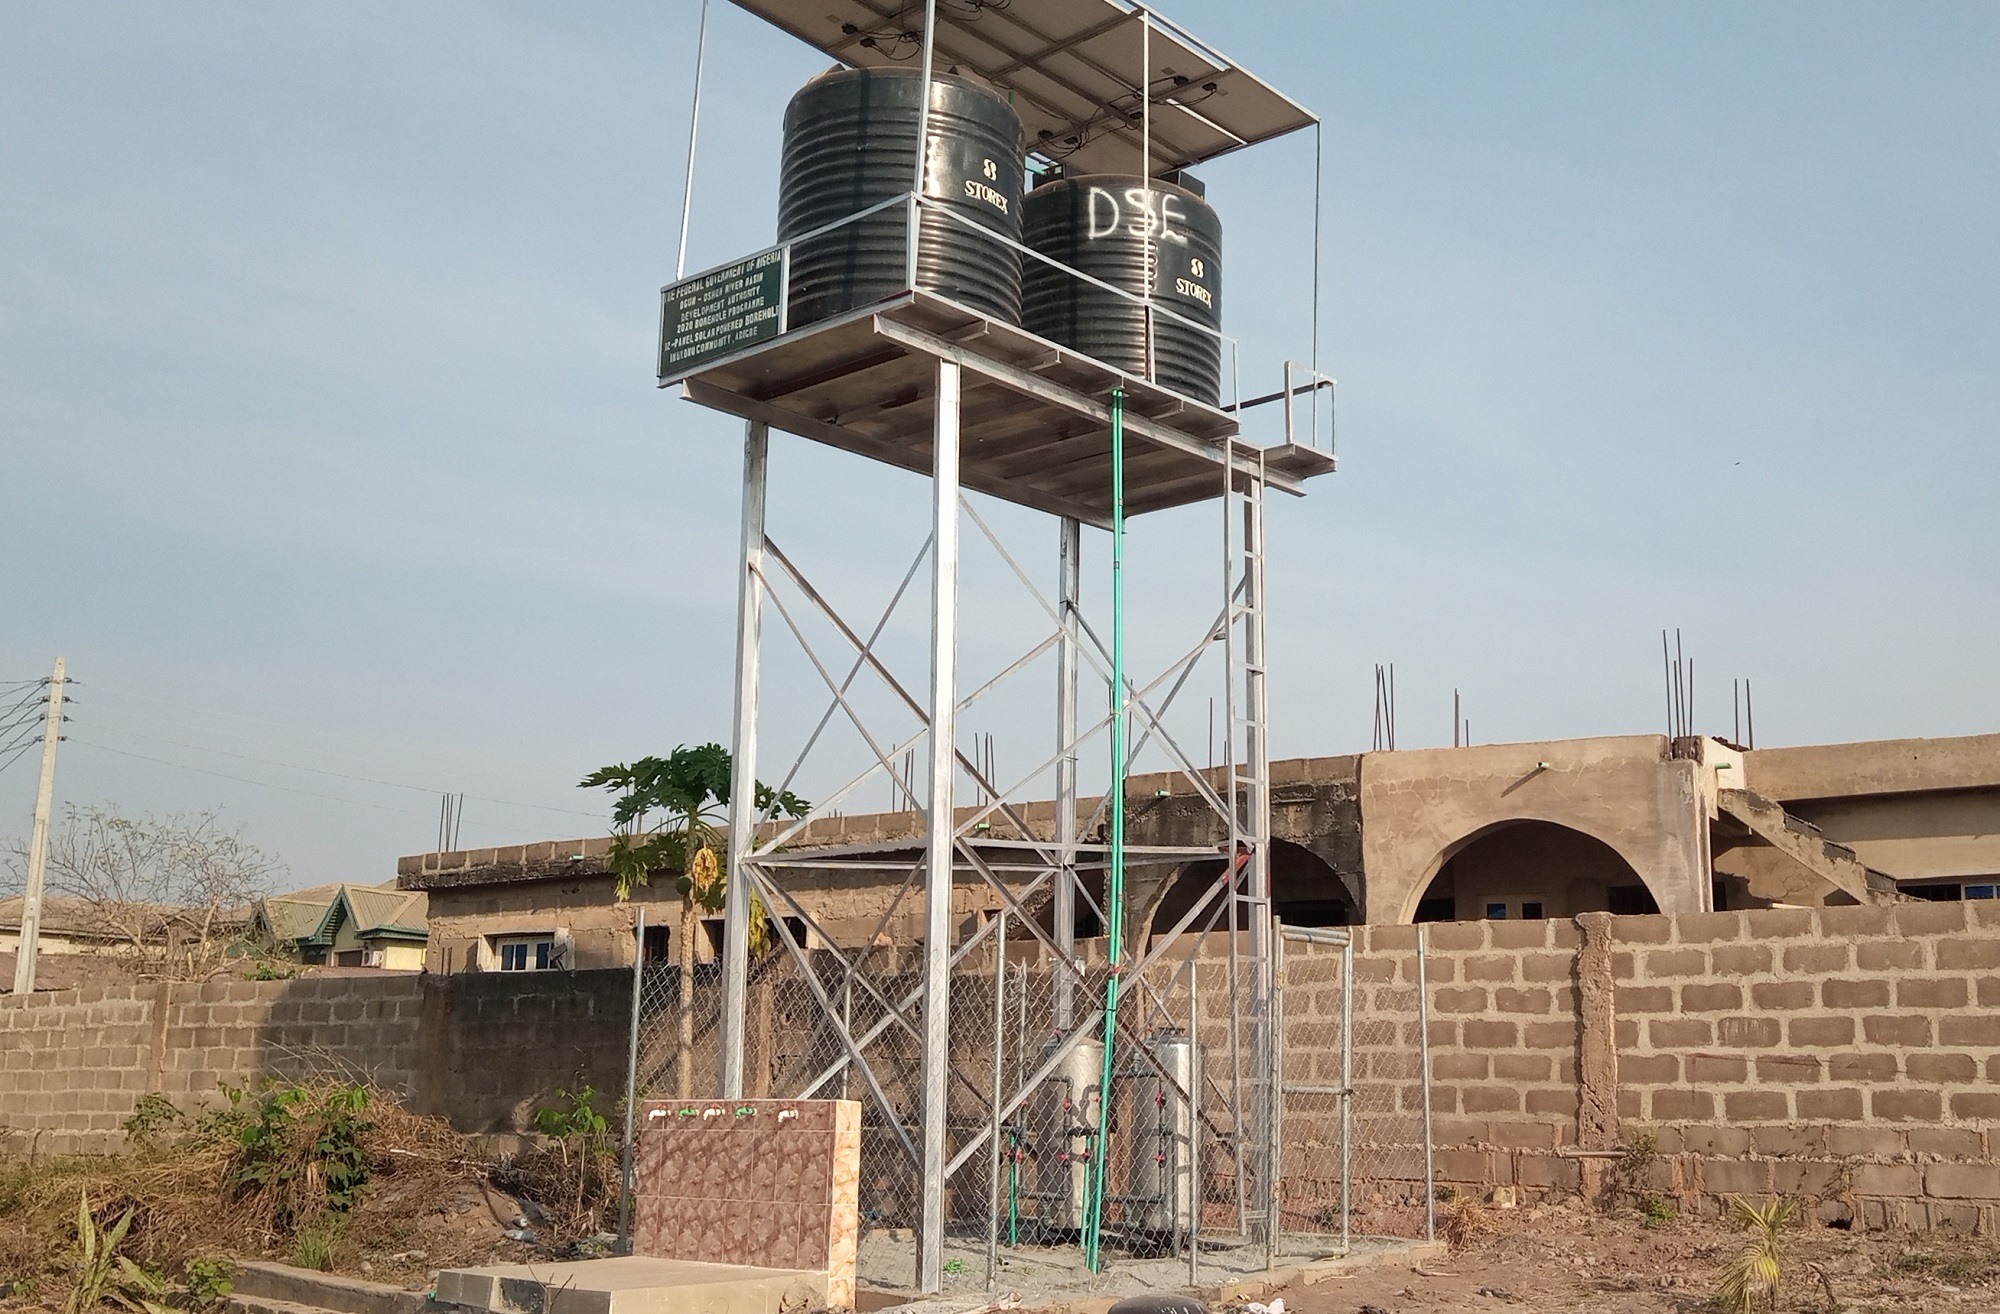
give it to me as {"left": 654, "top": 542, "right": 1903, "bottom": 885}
{"left": 433, "top": 1257, "right": 828, "bottom": 1314}
{"left": 852, "top": 1234, "right": 1446, "bottom": 1314}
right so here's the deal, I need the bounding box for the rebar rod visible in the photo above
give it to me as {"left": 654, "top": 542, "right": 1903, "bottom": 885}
{"left": 673, "top": 0, "right": 710, "bottom": 280}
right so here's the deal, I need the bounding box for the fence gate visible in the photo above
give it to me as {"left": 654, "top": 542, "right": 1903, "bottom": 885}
{"left": 1273, "top": 925, "right": 1436, "bottom": 1253}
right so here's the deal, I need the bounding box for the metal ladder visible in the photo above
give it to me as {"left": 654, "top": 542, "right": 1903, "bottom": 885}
{"left": 1221, "top": 445, "right": 1277, "bottom": 1249}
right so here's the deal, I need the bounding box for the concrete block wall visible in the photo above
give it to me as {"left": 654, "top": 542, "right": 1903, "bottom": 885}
{"left": 1273, "top": 920, "right": 1592, "bottom": 1219}
{"left": 1289, "top": 904, "right": 2000, "bottom": 1232}
{"left": 12, "top": 905, "right": 2000, "bottom": 1232}
{"left": 413, "top": 968, "right": 632, "bottom": 1134}
{"left": 1607, "top": 901, "right": 2000, "bottom": 1230}
{"left": 0, "top": 976, "right": 423, "bottom": 1153}
{"left": 0, "top": 972, "right": 627, "bottom": 1153}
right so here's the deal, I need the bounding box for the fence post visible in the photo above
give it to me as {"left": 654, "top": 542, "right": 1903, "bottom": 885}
{"left": 1187, "top": 961, "right": 1201, "bottom": 1288}
{"left": 618, "top": 906, "right": 647, "bottom": 1253}
{"left": 1340, "top": 934, "right": 1354, "bottom": 1257}
{"left": 985, "top": 912, "right": 1007, "bottom": 1291}
{"left": 1417, "top": 924, "right": 1436, "bottom": 1243}
{"left": 1266, "top": 924, "right": 1285, "bottom": 1270}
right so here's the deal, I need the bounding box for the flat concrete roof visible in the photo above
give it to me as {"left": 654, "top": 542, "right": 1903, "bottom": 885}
{"left": 1743, "top": 732, "right": 2000, "bottom": 802}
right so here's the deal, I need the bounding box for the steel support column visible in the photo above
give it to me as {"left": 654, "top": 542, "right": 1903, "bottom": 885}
{"left": 720, "top": 420, "right": 769, "bottom": 1097}
{"left": 918, "top": 358, "right": 962, "bottom": 1293}
{"left": 1053, "top": 515, "right": 1081, "bottom": 1030}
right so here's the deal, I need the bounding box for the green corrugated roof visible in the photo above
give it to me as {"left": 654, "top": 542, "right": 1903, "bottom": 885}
{"left": 260, "top": 881, "right": 427, "bottom": 947}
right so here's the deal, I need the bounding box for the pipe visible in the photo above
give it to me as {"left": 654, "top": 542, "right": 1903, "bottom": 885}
{"left": 1082, "top": 387, "right": 1129, "bottom": 1271}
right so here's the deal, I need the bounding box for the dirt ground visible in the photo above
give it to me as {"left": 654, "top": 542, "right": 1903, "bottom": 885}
{"left": 1261, "top": 1203, "right": 2000, "bottom": 1314}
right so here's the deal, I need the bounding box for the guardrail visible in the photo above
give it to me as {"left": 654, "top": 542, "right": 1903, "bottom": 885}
{"left": 658, "top": 190, "right": 1335, "bottom": 454}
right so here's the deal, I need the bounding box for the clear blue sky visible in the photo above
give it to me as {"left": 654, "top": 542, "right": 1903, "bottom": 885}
{"left": 3, "top": 2, "right": 1995, "bottom": 890}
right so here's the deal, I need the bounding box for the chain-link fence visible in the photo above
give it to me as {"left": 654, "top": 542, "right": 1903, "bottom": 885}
{"left": 620, "top": 901, "right": 1283, "bottom": 1286}
{"left": 619, "top": 909, "right": 1431, "bottom": 1287}
{"left": 1273, "top": 926, "right": 1436, "bottom": 1253}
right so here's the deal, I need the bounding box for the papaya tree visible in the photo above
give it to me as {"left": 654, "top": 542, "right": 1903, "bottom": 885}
{"left": 580, "top": 745, "right": 808, "bottom": 1094}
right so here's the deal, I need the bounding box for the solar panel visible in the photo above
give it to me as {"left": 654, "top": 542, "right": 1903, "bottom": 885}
{"left": 728, "top": 0, "right": 1317, "bottom": 176}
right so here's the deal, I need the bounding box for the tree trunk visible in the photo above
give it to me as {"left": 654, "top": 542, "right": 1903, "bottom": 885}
{"left": 676, "top": 894, "right": 698, "bottom": 1099}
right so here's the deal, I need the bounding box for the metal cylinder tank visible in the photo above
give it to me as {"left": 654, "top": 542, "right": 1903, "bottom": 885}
{"left": 1022, "top": 173, "right": 1223, "bottom": 404}
{"left": 1128, "top": 1029, "right": 1195, "bottom": 1234}
{"left": 778, "top": 66, "right": 1024, "bottom": 329}
{"left": 1029, "top": 1035, "right": 1104, "bottom": 1231}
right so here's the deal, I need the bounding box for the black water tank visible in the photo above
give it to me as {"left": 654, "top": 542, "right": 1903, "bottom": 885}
{"left": 778, "top": 66, "right": 1024, "bottom": 329}
{"left": 1022, "top": 174, "right": 1223, "bottom": 405}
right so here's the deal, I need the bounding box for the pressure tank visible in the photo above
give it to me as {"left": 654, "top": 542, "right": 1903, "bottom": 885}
{"left": 778, "top": 66, "right": 1024, "bottom": 329}
{"left": 1029, "top": 1034, "right": 1104, "bottom": 1232}
{"left": 1022, "top": 173, "right": 1223, "bottom": 404}
{"left": 1127, "top": 1029, "right": 1195, "bottom": 1235}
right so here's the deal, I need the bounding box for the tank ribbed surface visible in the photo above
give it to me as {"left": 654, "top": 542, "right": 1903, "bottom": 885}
{"left": 779, "top": 66, "right": 1024, "bottom": 328}
{"left": 1022, "top": 175, "right": 1223, "bottom": 405}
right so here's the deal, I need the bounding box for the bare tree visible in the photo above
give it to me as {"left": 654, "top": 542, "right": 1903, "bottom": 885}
{"left": 7, "top": 804, "right": 287, "bottom": 979}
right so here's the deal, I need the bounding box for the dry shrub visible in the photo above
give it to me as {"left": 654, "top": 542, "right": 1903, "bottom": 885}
{"left": 1439, "top": 1196, "right": 1497, "bottom": 1252}
{"left": 0, "top": 1081, "right": 484, "bottom": 1284}
{"left": 0, "top": 1130, "right": 248, "bottom": 1281}
{"left": 484, "top": 1085, "right": 620, "bottom": 1255}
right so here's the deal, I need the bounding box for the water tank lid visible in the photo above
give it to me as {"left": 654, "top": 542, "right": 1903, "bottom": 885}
{"left": 803, "top": 61, "right": 1003, "bottom": 96}
{"left": 1029, "top": 167, "right": 1206, "bottom": 199}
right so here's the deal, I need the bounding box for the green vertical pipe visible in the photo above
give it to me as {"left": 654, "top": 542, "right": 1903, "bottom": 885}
{"left": 1083, "top": 388, "right": 1127, "bottom": 1271}
{"left": 1008, "top": 1130, "right": 1019, "bottom": 1247}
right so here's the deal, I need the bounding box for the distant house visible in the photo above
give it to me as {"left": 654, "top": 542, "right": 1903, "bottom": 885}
{"left": 0, "top": 895, "right": 130, "bottom": 955}
{"left": 257, "top": 881, "right": 429, "bottom": 971}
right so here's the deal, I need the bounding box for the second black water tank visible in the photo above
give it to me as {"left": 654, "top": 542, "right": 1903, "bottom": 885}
{"left": 778, "top": 66, "right": 1024, "bottom": 329}
{"left": 1022, "top": 174, "right": 1223, "bottom": 405}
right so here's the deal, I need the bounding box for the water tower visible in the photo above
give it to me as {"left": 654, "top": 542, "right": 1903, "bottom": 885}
{"left": 655, "top": 0, "right": 1334, "bottom": 1291}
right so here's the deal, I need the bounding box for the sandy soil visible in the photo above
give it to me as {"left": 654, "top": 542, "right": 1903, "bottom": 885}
{"left": 1264, "top": 1203, "right": 2000, "bottom": 1314}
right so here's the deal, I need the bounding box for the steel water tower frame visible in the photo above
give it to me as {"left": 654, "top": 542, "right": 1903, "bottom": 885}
{"left": 656, "top": 0, "right": 1335, "bottom": 1291}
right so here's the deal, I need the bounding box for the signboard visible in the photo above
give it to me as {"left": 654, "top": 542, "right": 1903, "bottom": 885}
{"left": 657, "top": 248, "right": 786, "bottom": 381}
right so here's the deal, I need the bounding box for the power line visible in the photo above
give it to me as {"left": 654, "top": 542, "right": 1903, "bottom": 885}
{"left": 81, "top": 688, "right": 604, "bottom": 820}
{"left": 88, "top": 685, "right": 496, "bottom": 767}
{"left": 68, "top": 738, "right": 437, "bottom": 820}
{"left": 95, "top": 725, "right": 601, "bottom": 819}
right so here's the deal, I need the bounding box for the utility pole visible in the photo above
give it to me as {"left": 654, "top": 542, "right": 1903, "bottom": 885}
{"left": 13, "top": 656, "right": 67, "bottom": 996}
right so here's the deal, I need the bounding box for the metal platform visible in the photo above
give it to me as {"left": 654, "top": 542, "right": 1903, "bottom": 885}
{"left": 674, "top": 290, "right": 1335, "bottom": 526}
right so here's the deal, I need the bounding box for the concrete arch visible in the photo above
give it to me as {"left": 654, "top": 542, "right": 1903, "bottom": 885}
{"left": 1393, "top": 816, "right": 1657, "bottom": 925}
{"left": 1359, "top": 737, "right": 1710, "bottom": 923}
{"left": 1137, "top": 838, "right": 1356, "bottom": 942}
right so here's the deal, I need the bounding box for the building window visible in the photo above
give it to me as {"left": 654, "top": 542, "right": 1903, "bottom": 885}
{"left": 1484, "top": 902, "right": 1509, "bottom": 920}
{"left": 1521, "top": 902, "right": 1545, "bottom": 921}
{"left": 1608, "top": 884, "right": 1660, "bottom": 916}
{"left": 495, "top": 936, "right": 556, "bottom": 971}
{"left": 1969, "top": 885, "right": 1998, "bottom": 900}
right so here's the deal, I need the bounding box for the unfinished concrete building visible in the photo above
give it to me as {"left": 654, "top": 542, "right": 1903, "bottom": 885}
{"left": 398, "top": 730, "right": 2000, "bottom": 972}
